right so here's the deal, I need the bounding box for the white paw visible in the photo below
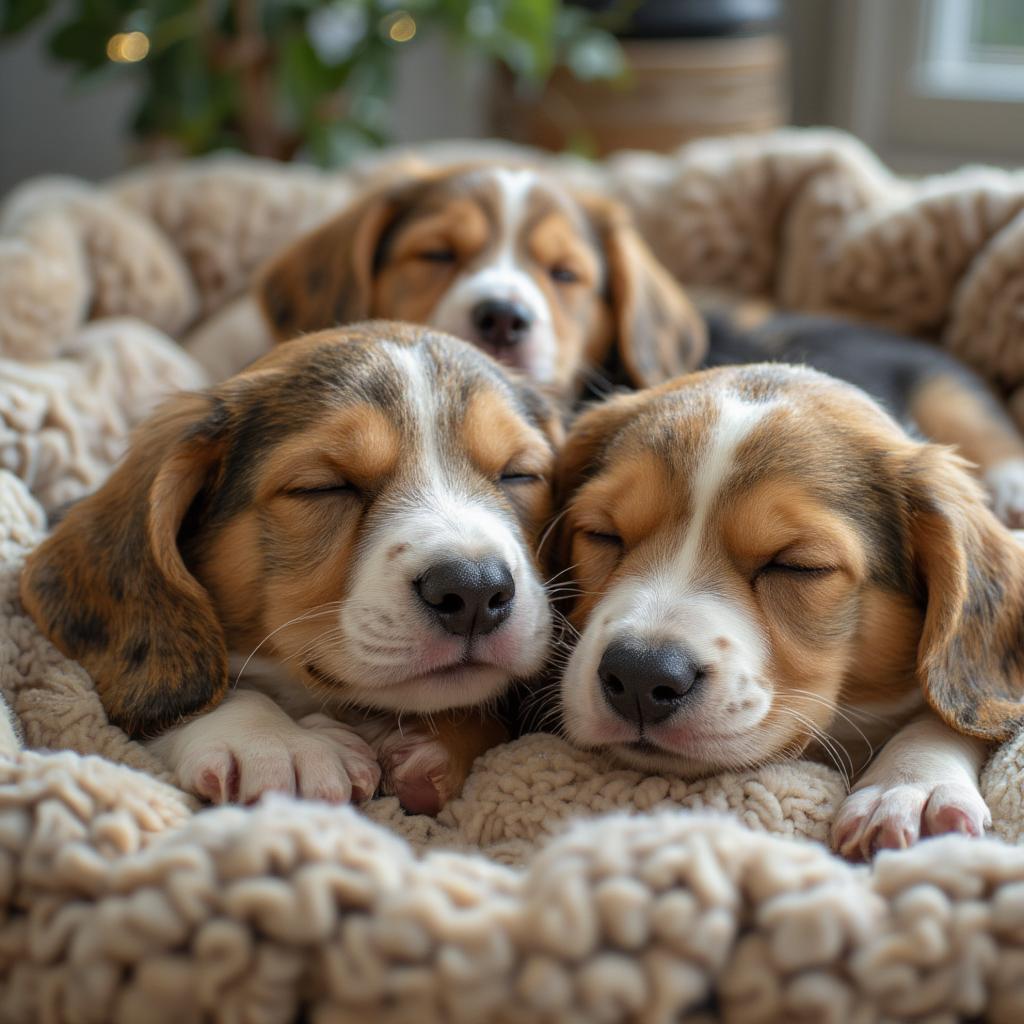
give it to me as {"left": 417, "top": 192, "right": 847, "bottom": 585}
{"left": 178, "top": 715, "right": 381, "bottom": 806}
{"left": 378, "top": 726, "right": 456, "bottom": 816}
{"left": 832, "top": 781, "right": 991, "bottom": 861}
{"left": 985, "top": 459, "right": 1024, "bottom": 529}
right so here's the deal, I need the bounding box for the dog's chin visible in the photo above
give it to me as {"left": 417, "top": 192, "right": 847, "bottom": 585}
{"left": 606, "top": 741, "right": 728, "bottom": 778}
{"left": 304, "top": 660, "right": 512, "bottom": 714}
{"left": 569, "top": 719, "right": 776, "bottom": 778}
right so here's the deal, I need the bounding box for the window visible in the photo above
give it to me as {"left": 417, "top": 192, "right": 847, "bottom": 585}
{"left": 830, "top": 0, "right": 1024, "bottom": 172}
{"left": 920, "top": 0, "right": 1024, "bottom": 101}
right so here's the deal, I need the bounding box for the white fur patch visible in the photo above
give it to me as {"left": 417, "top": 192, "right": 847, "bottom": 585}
{"left": 428, "top": 168, "right": 559, "bottom": 383}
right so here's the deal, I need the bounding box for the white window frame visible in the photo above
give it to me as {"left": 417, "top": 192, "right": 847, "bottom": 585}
{"left": 830, "top": 0, "right": 1024, "bottom": 173}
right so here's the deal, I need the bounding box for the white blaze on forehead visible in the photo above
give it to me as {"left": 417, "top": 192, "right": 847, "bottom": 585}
{"left": 384, "top": 341, "right": 438, "bottom": 466}
{"left": 490, "top": 167, "right": 538, "bottom": 239}
{"left": 380, "top": 340, "right": 520, "bottom": 565}
{"left": 668, "top": 391, "right": 778, "bottom": 589}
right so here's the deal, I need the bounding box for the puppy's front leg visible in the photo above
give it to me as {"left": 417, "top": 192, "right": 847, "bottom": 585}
{"left": 832, "top": 708, "right": 991, "bottom": 860}
{"left": 148, "top": 689, "right": 380, "bottom": 805}
{"left": 356, "top": 712, "right": 509, "bottom": 815}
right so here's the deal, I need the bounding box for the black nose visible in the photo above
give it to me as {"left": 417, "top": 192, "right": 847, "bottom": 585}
{"left": 415, "top": 557, "right": 516, "bottom": 637}
{"left": 598, "top": 638, "right": 703, "bottom": 727}
{"left": 471, "top": 299, "right": 533, "bottom": 348}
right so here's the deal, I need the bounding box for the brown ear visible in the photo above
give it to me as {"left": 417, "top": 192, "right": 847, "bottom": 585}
{"left": 257, "top": 171, "right": 431, "bottom": 341}
{"left": 908, "top": 445, "right": 1024, "bottom": 740}
{"left": 585, "top": 196, "right": 707, "bottom": 389}
{"left": 20, "top": 393, "right": 230, "bottom": 738}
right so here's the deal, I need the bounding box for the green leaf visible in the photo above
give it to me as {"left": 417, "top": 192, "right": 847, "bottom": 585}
{"left": 500, "top": 0, "right": 556, "bottom": 78}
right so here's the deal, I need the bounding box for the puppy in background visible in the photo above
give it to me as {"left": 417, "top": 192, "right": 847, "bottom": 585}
{"left": 554, "top": 363, "right": 1024, "bottom": 859}
{"left": 21, "top": 323, "right": 560, "bottom": 813}
{"left": 254, "top": 163, "right": 706, "bottom": 402}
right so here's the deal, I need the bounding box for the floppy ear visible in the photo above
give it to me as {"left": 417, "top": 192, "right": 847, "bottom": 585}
{"left": 20, "top": 393, "right": 231, "bottom": 738}
{"left": 907, "top": 444, "right": 1024, "bottom": 741}
{"left": 585, "top": 196, "right": 707, "bottom": 389}
{"left": 257, "top": 171, "right": 431, "bottom": 341}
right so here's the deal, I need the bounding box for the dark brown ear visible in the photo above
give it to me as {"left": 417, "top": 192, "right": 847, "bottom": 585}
{"left": 585, "top": 196, "right": 707, "bottom": 389}
{"left": 257, "top": 171, "right": 431, "bottom": 341}
{"left": 908, "top": 444, "right": 1024, "bottom": 740}
{"left": 20, "top": 393, "right": 230, "bottom": 738}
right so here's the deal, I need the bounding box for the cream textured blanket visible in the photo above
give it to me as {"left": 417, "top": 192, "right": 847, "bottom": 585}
{"left": 4, "top": 131, "right": 1024, "bottom": 1022}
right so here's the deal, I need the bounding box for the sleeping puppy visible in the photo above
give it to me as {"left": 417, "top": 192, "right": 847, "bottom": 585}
{"left": 255, "top": 163, "right": 706, "bottom": 401}
{"left": 554, "top": 362, "right": 1024, "bottom": 859}
{"left": 20, "top": 322, "right": 560, "bottom": 813}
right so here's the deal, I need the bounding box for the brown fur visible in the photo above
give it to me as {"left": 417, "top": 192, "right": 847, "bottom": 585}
{"left": 21, "top": 395, "right": 231, "bottom": 736}
{"left": 22, "top": 324, "right": 560, "bottom": 757}
{"left": 555, "top": 364, "right": 1024, "bottom": 771}
{"left": 257, "top": 165, "right": 706, "bottom": 398}
{"left": 911, "top": 372, "right": 1024, "bottom": 476}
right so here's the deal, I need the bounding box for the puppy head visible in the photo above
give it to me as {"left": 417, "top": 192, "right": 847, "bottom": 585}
{"left": 258, "top": 164, "right": 705, "bottom": 397}
{"left": 21, "top": 322, "right": 560, "bottom": 737}
{"left": 555, "top": 364, "right": 1024, "bottom": 776}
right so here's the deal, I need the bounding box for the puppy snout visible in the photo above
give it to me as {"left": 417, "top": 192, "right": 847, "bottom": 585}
{"left": 598, "top": 638, "right": 703, "bottom": 726}
{"left": 471, "top": 299, "right": 533, "bottom": 348}
{"left": 415, "top": 556, "right": 515, "bottom": 637}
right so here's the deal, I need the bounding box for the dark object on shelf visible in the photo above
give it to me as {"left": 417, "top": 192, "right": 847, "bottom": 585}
{"left": 571, "top": 0, "right": 781, "bottom": 39}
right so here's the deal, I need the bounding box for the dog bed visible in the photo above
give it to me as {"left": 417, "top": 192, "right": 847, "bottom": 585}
{"left": 4, "top": 130, "right": 1024, "bottom": 1022}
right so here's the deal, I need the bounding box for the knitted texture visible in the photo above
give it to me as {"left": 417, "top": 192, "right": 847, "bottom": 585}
{"left": 5, "top": 132, "right": 1024, "bottom": 1021}
{"left": 2, "top": 469, "right": 1024, "bottom": 1022}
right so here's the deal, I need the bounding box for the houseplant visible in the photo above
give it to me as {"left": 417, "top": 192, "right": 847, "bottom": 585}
{"left": 0, "top": 0, "right": 625, "bottom": 164}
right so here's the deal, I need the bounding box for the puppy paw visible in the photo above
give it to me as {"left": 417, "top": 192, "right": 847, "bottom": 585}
{"left": 832, "top": 781, "right": 990, "bottom": 861}
{"left": 984, "top": 459, "right": 1024, "bottom": 528}
{"left": 378, "top": 726, "right": 459, "bottom": 816}
{"left": 178, "top": 718, "right": 380, "bottom": 806}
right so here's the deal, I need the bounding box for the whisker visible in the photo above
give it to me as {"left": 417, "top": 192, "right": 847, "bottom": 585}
{"left": 537, "top": 509, "right": 572, "bottom": 558}
{"left": 785, "top": 690, "right": 875, "bottom": 764}
{"left": 234, "top": 605, "right": 344, "bottom": 688}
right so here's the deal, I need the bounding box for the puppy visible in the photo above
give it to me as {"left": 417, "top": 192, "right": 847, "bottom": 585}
{"left": 554, "top": 362, "right": 1024, "bottom": 859}
{"left": 21, "top": 322, "right": 560, "bottom": 812}
{"left": 255, "top": 163, "right": 706, "bottom": 400}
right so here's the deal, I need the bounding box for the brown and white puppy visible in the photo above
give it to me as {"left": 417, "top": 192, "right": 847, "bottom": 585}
{"left": 256, "top": 164, "right": 706, "bottom": 400}
{"left": 21, "top": 322, "right": 560, "bottom": 813}
{"left": 555, "top": 362, "right": 1024, "bottom": 859}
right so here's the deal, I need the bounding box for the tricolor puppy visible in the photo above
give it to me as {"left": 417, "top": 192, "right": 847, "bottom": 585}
{"left": 21, "top": 323, "right": 559, "bottom": 812}
{"left": 257, "top": 164, "right": 705, "bottom": 400}
{"left": 555, "top": 362, "right": 1024, "bottom": 859}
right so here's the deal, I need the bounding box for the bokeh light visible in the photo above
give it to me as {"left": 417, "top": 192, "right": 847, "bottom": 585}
{"left": 106, "top": 31, "right": 150, "bottom": 63}
{"left": 383, "top": 12, "right": 417, "bottom": 44}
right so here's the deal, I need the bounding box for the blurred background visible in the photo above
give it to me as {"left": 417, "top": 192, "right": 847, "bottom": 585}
{"left": 2, "top": 0, "right": 1022, "bottom": 194}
